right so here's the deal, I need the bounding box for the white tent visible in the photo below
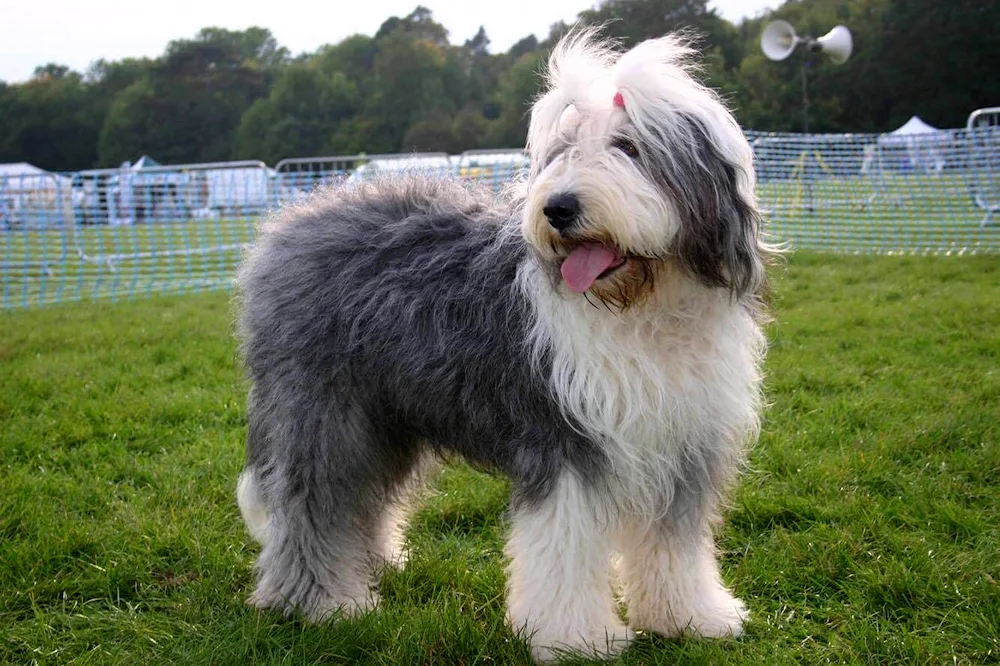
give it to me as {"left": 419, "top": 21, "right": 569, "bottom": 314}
{"left": 106, "top": 156, "right": 189, "bottom": 225}
{"left": 877, "top": 115, "right": 948, "bottom": 173}
{"left": 201, "top": 165, "right": 275, "bottom": 215}
{"left": 0, "top": 162, "right": 73, "bottom": 229}
{"left": 0, "top": 162, "right": 48, "bottom": 179}
{"left": 885, "top": 115, "right": 945, "bottom": 139}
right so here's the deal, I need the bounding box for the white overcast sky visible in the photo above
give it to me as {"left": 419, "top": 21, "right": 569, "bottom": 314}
{"left": 0, "top": 0, "right": 774, "bottom": 83}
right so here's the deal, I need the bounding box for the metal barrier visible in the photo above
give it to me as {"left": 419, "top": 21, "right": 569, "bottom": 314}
{"left": 2, "top": 130, "right": 998, "bottom": 310}
{"left": 3, "top": 161, "right": 270, "bottom": 308}
{"left": 967, "top": 108, "right": 1000, "bottom": 225}
{"left": 1, "top": 171, "right": 74, "bottom": 307}
{"left": 746, "top": 127, "right": 1000, "bottom": 254}
{"left": 455, "top": 149, "right": 529, "bottom": 191}
{"left": 274, "top": 153, "right": 452, "bottom": 201}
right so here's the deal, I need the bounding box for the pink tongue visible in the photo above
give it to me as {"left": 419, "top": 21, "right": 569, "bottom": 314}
{"left": 560, "top": 244, "right": 623, "bottom": 293}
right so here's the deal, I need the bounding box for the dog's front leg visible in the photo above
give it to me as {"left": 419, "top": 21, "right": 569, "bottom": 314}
{"left": 617, "top": 511, "right": 747, "bottom": 639}
{"left": 505, "top": 471, "right": 632, "bottom": 662}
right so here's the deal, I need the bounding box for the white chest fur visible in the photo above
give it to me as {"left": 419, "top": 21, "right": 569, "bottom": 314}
{"left": 520, "top": 262, "right": 766, "bottom": 515}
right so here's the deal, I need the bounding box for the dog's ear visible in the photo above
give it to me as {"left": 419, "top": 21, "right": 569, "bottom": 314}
{"left": 526, "top": 29, "right": 617, "bottom": 174}
{"left": 648, "top": 113, "right": 767, "bottom": 299}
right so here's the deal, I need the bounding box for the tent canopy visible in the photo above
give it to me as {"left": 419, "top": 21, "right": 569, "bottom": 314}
{"left": 879, "top": 116, "right": 946, "bottom": 144}
{"left": 0, "top": 162, "right": 49, "bottom": 178}
{"left": 0, "top": 162, "right": 72, "bottom": 186}
{"left": 890, "top": 115, "right": 942, "bottom": 135}
{"left": 132, "top": 155, "right": 162, "bottom": 170}
{"left": 876, "top": 115, "right": 948, "bottom": 173}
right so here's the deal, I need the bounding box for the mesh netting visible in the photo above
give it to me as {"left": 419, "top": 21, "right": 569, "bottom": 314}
{"left": 2, "top": 130, "right": 997, "bottom": 309}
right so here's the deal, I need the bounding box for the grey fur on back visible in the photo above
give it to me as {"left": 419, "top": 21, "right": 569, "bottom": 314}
{"left": 236, "top": 177, "right": 610, "bottom": 617}
{"left": 237, "top": 176, "right": 608, "bottom": 558}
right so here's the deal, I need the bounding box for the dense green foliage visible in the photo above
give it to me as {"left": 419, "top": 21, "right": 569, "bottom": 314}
{"left": 1, "top": 254, "right": 998, "bottom": 663}
{"left": 1, "top": 0, "right": 996, "bottom": 170}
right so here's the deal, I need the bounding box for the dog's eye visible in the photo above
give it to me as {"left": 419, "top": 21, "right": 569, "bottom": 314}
{"left": 612, "top": 137, "right": 640, "bottom": 159}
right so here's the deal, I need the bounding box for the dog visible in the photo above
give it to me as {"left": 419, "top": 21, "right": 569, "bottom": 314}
{"left": 235, "top": 29, "right": 773, "bottom": 662}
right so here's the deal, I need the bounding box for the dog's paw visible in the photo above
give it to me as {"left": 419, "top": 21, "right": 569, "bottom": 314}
{"left": 248, "top": 586, "right": 380, "bottom": 624}
{"left": 530, "top": 623, "right": 634, "bottom": 663}
{"left": 685, "top": 590, "right": 746, "bottom": 638}
{"left": 631, "top": 588, "right": 746, "bottom": 639}
{"left": 374, "top": 545, "right": 409, "bottom": 571}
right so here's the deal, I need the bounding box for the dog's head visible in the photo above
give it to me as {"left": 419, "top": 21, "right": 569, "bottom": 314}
{"left": 522, "top": 30, "right": 770, "bottom": 310}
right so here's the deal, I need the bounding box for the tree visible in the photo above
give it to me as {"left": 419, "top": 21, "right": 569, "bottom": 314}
{"left": 235, "top": 65, "right": 359, "bottom": 163}
{"left": 365, "top": 18, "right": 457, "bottom": 152}
{"left": 98, "top": 27, "right": 276, "bottom": 165}
{"left": 465, "top": 27, "right": 491, "bottom": 56}
{"left": 3, "top": 0, "right": 996, "bottom": 168}
{"left": 3, "top": 68, "right": 103, "bottom": 169}
{"left": 486, "top": 51, "right": 547, "bottom": 148}
{"left": 32, "top": 64, "right": 71, "bottom": 80}
{"left": 375, "top": 6, "right": 450, "bottom": 47}
{"left": 401, "top": 111, "right": 458, "bottom": 152}
{"left": 314, "top": 35, "right": 378, "bottom": 90}
{"left": 508, "top": 35, "right": 540, "bottom": 60}
{"left": 860, "top": 0, "right": 998, "bottom": 129}
{"left": 97, "top": 77, "right": 159, "bottom": 166}
{"left": 732, "top": 0, "right": 996, "bottom": 132}
{"left": 452, "top": 108, "right": 492, "bottom": 151}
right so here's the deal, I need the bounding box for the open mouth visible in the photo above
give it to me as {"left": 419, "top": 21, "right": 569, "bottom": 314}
{"left": 559, "top": 243, "right": 628, "bottom": 293}
{"left": 596, "top": 256, "right": 628, "bottom": 280}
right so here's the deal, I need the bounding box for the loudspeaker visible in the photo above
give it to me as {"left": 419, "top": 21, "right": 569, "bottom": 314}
{"left": 761, "top": 20, "right": 799, "bottom": 62}
{"left": 761, "top": 21, "right": 853, "bottom": 65}
{"left": 814, "top": 25, "right": 853, "bottom": 65}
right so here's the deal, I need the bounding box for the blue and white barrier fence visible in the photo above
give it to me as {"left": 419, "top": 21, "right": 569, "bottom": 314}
{"left": 1, "top": 130, "right": 997, "bottom": 309}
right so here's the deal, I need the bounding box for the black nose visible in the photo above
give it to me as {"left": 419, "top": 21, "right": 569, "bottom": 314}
{"left": 543, "top": 193, "right": 581, "bottom": 231}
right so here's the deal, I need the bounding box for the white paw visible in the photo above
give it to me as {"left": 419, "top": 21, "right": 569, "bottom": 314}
{"left": 685, "top": 591, "right": 746, "bottom": 638}
{"left": 631, "top": 589, "right": 746, "bottom": 639}
{"left": 530, "top": 623, "right": 634, "bottom": 663}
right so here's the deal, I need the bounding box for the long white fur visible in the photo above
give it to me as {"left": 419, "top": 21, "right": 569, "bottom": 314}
{"left": 519, "top": 32, "right": 765, "bottom": 516}
{"left": 509, "top": 29, "right": 767, "bottom": 659}
{"left": 617, "top": 519, "right": 748, "bottom": 638}
{"left": 518, "top": 260, "right": 764, "bottom": 518}
{"left": 506, "top": 471, "right": 633, "bottom": 661}
{"left": 237, "top": 469, "right": 270, "bottom": 543}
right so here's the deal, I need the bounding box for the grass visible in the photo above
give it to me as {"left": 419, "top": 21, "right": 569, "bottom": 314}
{"left": 1, "top": 252, "right": 998, "bottom": 665}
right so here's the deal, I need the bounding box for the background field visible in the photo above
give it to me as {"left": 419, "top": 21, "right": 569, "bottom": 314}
{"left": 1, "top": 252, "right": 998, "bottom": 665}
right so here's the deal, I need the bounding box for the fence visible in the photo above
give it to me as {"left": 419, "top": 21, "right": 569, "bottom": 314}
{"left": 967, "top": 108, "right": 1000, "bottom": 225}
{"left": 2, "top": 129, "right": 998, "bottom": 310}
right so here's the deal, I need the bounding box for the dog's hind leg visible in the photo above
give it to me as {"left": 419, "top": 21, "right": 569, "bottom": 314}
{"left": 242, "top": 384, "right": 420, "bottom": 623}
{"left": 373, "top": 451, "right": 439, "bottom": 570}
{"left": 237, "top": 467, "right": 270, "bottom": 543}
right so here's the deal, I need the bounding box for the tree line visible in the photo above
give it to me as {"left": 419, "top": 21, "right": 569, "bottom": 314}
{"left": 0, "top": 0, "right": 995, "bottom": 171}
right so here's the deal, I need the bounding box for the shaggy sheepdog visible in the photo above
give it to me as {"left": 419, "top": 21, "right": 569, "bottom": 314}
{"left": 236, "top": 29, "right": 773, "bottom": 662}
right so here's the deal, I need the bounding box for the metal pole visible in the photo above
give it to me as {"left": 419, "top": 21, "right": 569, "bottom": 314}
{"left": 801, "top": 51, "right": 814, "bottom": 212}
{"left": 801, "top": 52, "right": 810, "bottom": 134}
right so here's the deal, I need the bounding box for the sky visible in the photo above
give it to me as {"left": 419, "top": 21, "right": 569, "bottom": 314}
{"left": 0, "top": 0, "right": 775, "bottom": 84}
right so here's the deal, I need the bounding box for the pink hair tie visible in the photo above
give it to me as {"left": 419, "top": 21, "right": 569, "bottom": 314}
{"left": 613, "top": 91, "right": 625, "bottom": 109}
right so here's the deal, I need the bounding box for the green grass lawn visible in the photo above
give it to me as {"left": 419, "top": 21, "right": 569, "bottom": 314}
{"left": 1, "top": 253, "right": 998, "bottom": 665}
